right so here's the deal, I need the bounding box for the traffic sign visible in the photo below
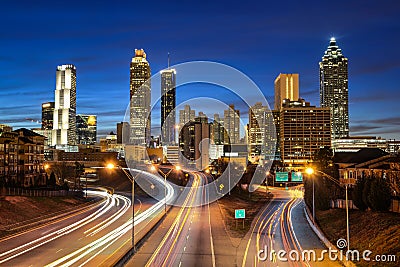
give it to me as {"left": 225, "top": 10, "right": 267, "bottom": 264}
{"left": 276, "top": 172, "right": 289, "bottom": 182}
{"left": 235, "top": 209, "right": 245, "bottom": 219}
{"left": 291, "top": 172, "right": 303, "bottom": 182}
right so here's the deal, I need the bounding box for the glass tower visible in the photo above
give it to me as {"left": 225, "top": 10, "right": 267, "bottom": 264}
{"left": 320, "top": 37, "right": 349, "bottom": 139}
{"left": 160, "top": 68, "right": 176, "bottom": 145}
{"left": 129, "top": 49, "right": 151, "bottom": 145}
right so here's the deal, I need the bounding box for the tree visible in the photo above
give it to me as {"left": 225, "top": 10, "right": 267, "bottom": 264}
{"left": 74, "top": 161, "right": 85, "bottom": 189}
{"left": 48, "top": 172, "right": 57, "bottom": 188}
{"left": 362, "top": 176, "right": 373, "bottom": 209}
{"left": 352, "top": 176, "right": 368, "bottom": 211}
{"left": 368, "top": 178, "right": 392, "bottom": 211}
{"left": 52, "top": 162, "right": 74, "bottom": 185}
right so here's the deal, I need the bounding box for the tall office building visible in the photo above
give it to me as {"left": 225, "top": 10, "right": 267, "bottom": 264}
{"left": 248, "top": 102, "right": 267, "bottom": 156}
{"left": 274, "top": 73, "right": 299, "bottom": 111}
{"left": 280, "top": 98, "right": 331, "bottom": 164}
{"left": 130, "top": 49, "right": 151, "bottom": 145}
{"left": 117, "top": 122, "right": 130, "bottom": 144}
{"left": 76, "top": 114, "right": 97, "bottom": 145}
{"left": 211, "top": 114, "right": 225, "bottom": 145}
{"left": 41, "top": 102, "right": 55, "bottom": 130}
{"left": 179, "top": 105, "right": 195, "bottom": 127}
{"left": 160, "top": 67, "right": 176, "bottom": 145}
{"left": 320, "top": 37, "right": 349, "bottom": 139}
{"left": 179, "top": 120, "right": 210, "bottom": 170}
{"left": 52, "top": 64, "right": 77, "bottom": 147}
{"left": 223, "top": 104, "right": 240, "bottom": 144}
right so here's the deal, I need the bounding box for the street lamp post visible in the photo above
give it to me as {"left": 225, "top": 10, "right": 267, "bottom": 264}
{"left": 305, "top": 167, "right": 315, "bottom": 222}
{"left": 151, "top": 165, "right": 180, "bottom": 214}
{"left": 107, "top": 163, "right": 139, "bottom": 250}
{"left": 310, "top": 167, "right": 351, "bottom": 252}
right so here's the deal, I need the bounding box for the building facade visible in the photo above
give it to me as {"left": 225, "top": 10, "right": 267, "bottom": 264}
{"left": 211, "top": 114, "right": 225, "bottom": 145}
{"left": 52, "top": 64, "right": 77, "bottom": 147}
{"left": 179, "top": 121, "right": 210, "bottom": 170}
{"left": 130, "top": 49, "right": 151, "bottom": 146}
{"left": 280, "top": 99, "right": 331, "bottom": 165}
{"left": 223, "top": 104, "right": 240, "bottom": 144}
{"left": 117, "top": 122, "right": 130, "bottom": 144}
{"left": 0, "top": 128, "right": 46, "bottom": 188}
{"left": 160, "top": 69, "right": 176, "bottom": 145}
{"left": 320, "top": 37, "right": 349, "bottom": 140}
{"left": 179, "top": 105, "right": 195, "bottom": 128}
{"left": 42, "top": 102, "right": 55, "bottom": 130}
{"left": 76, "top": 114, "right": 97, "bottom": 145}
{"left": 274, "top": 73, "right": 299, "bottom": 111}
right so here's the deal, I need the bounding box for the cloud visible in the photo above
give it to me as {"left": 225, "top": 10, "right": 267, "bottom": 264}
{"left": 353, "top": 60, "right": 400, "bottom": 76}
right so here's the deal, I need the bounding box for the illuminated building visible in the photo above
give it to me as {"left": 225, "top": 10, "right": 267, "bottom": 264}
{"left": 41, "top": 102, "right": 54, "bottom": 130}
{"left": 179, "top": 120, "right": 210, "bottom": 170}
{"left": 76, "top": 114, "right": 97, "bottom": 145}
{"left": 280, "top": 98, "right": 331, "bottom": 165}
{"left": 274, "top": 73, "right": 299, "bottom": 111}
{"left": 320, "top": 37, "right": 349, "bottom": 139}
{"left": 52, "top": 64, "right": 77, "bottom": 147}
{"left": 160, "top": 67, "right": 176, "bottom": 145}
{"left": 223, "top": 104, "right": 240, "bottom": 144}
{"left": 130, "top": 49, "right": 151, "bottom": 146}
{"left": 211, "top": 114, "right": 225, "bottom": 145}
{"left": 0, "top": 128, "right": 46, "bottom": 187}
{"left": 179, "top": 105, "right": 195, "bottom": 128}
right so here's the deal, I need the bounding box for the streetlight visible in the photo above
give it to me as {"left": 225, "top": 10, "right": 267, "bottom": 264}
{"left": 106, "top": 162, "right": 140, "bottom": 250}
{"left": 309, "top": 167, "right": 351, "bottom": 252}
{"left": 151, "top": 165, "right": 181, "bottom": 213}
{"left": 305, "top": 167, "right": 315, "bottom": 222}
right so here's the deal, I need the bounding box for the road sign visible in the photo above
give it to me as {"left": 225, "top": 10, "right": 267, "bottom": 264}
{"left": 275, "top": 172, "right": 289, "bottom": 182}
{"left": 235, "top": 209, "right": 245, "bottom": 219}
{"left": 291, "top": 172, "right": 303, "bottom": 182}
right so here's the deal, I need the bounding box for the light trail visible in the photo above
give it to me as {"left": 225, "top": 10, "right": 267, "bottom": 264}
{"left": 0, "top": 172, "right": 175, "bottom": 266}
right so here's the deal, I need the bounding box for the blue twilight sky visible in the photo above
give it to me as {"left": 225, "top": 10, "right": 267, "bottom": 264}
{"left": 1, "top": 0, "right": 400, "bottom": 139}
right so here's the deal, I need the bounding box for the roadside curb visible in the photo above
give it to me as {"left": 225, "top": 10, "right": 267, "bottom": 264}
{"left": 303, "top": 205, "right": 357, "bottom": 267}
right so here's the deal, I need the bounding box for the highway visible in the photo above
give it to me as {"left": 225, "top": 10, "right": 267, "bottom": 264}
{"left": 0, "top": 171, "right": 175, "bottom": 267}
{"left": 240, "top": 187, "right": 342, "bottom": 267}
{"left": 129, "top": 171, "right": 217, "bottom": 267}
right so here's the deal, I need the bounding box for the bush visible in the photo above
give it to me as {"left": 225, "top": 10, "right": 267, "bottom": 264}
{"left": 368, "top": 178, "right": 392, "bottom": 211}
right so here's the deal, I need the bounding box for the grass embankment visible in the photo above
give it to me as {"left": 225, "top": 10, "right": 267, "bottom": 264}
{"left": 0, "top": 196, "right": 87, "bottom": 238}
{"left": 218, "top": 188, "right": 271, "bottom": 239}
{"left": 316, "top": 209, "right": 400, "bottom": 267}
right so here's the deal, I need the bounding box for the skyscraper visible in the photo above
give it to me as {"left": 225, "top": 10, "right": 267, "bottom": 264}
{"left": 160, "top": 67, "right": 176, "bottom": 145}
{"left": 41, "top": 102, "right": 54, "bottom": 130}
{"left": 52, "top": 64, "right": 77, "bottom": 147}
{"left": 130, "top": 49, "right": 151, "bottom": 145}
{"left": 274, "top": 73, "right": 299, "bottom": 111}
{"left": 320, "top": 37, "right": 349, "bottom": 139}
{"left": 223, "top": 104, "right": 240, "bottom": 144}
{"left": 117, "top": 122, "right": 130, "bottom": 144}
{"left": 76, "top": 114, "right": 97, "bottom": 145}
{"left": 248, "top": 102, "right": 267, "bottom": 156}
{"left": 179, "top": 105, "right": 195, "bottom": 127}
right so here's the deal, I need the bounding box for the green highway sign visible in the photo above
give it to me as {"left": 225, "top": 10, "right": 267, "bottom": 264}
{"left": 275, "top": 172, "right": 289, "bottom": 182}
{"left": 291, "top": 172, "right": 303, "bottom": 182}
{"left": 235, "top": 209, "right": 245, "bottom": 219}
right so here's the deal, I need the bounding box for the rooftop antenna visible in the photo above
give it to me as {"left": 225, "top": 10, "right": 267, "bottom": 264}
{"left": 167, "top": 52, "right": 170, "bottom": 69}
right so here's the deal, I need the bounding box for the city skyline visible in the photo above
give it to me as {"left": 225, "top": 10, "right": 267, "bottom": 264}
{"left": 1, "top": 1, "right": 400, "bottom": 139}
